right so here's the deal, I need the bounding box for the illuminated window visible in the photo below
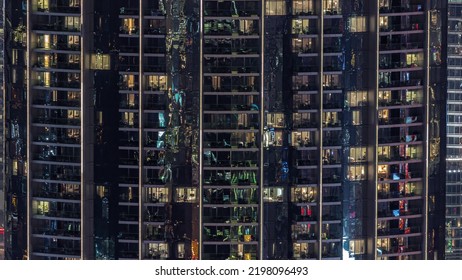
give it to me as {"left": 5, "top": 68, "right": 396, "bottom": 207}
{"left": 91, "top": 54, "right": 110, "bottom": 70}
{"left": 267, "top": 113, "right": 284, "bottom": 128}
{"left": 292, "top": 187, "right": 316, "bottom": 203}
{"left": 349, "top": 16, "right": 366, "bottom": 32}
{"left": 293, "top": 0, "right": 314, "bottom": 15}
{"left": 349, "top": 147, "right": 366, "bottom": 162}
{"left": 406, "top": 52, "right": 423, "bottom": 67}
{"left": 68, "top": 110, "right": 80, "bottom": 120}
{"left": 122, "top": 18, "right": 138, "bottom": 34}
{"left": 12, "top": 49, "right": 18, "bottom": 65}
{"left": 348, "top": 165, "right": 365, "bottom": 181}
{"left": 352, "top": 110, "right": 362, "bottom": 125}
{"left": 175, "top": 188, "right": 197, "bottom": 202}
{"left": 37, "top": 0, "right": 49, "bottom": 11}
{"left": 123, "top": 112, "right": 136, "bottom": 126}
{"left": 147, "top": 243, "right": 169, "bottom": 259}
{"left": 65, "top": 16, "right": 80, "bottom": 31}
{"left": 146, "top": 187, "right": 169, "bottom": 203}
{"left": 379, "top": 16, "right": 389, "bottom": 30}
{"left": 266, "top": 0, "right": 286, "bottom": 15}
{"left": 33, "top": 200, "right": 50, "bottom": 215}
{"left": 147, "top": 75, "right": 167, "bottom": 90}
{"left": 177, "top": 243, "right": 185, "bottom": 259}
{"left": 324, "top": 0, "right": 341, "bottom": 14}
{"left": 292, "top": 19, "right": 314, "bottom": 34}
{"left": 349, "top": 240, "right": 365, "bottom": 255}
{"left": 68, "top": 35, "right": 80, "bottom": 49}
{"left": 263, "top": 188, "right": 284, "bottom": 202}
{"left": 96, "top": 185, "right": 107, "bottom": 198}
{"left": 292, "top": 38, "right": 315, "bottom": 53}
{"left": 12, "top": 159, "right": 18, "bottom": 176}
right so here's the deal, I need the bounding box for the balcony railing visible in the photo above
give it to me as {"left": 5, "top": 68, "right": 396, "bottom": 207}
{"left": 377, "top": 208, "right": 422, "bottom": 218}
{"left": 36, "top": 6, "right": 80, "bottom": 14}
{"left": 377, "top": 226, "right": 422, "bottom": 236}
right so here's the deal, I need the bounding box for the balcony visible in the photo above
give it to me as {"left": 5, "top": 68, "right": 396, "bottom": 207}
{"left": 33, "top": 80, "right": 81, "bottom": 90}
{"left": 379, "top": 61, "right": 423, "bottom": 70}
{"left": 34, "top": 23, "right": 81, "bottom": 33}
{"left": 379, "top": 23, "right": 424, "bottom": 33}
{"left": 203, "top": 160, "right": 258, "bottom": 168}
{"left": 379, "top": 42, "right": 424, "bottom": 52}
{"left": 296, "top": 159, "right": 319, "bottom": 168}
{"left": 377, "top": 208, "right": 422, "bottom": 219}
{"left": 33, "top": 117, "right": 80, "bottom": 127}
{"left": 379, "top": 5, "right": 424, "bottom": 14}
{"left": 33, "top": 210, "right": 80, "bottom": 220}
{"left": 32, "top": 228, "right": 80, "bottom": 238}
{"left": 204, "top": 65, "right": 259, "bottom": 75}
{"left": 33, "top": 192, "right": 80, "bottom": 201}
{"left": 378, "top": 171, "right": 422, "bottom": 182}
{"left": 378, "top": 116, "right": 420, "bottom": 126}
{"left": 33, "top": 247, "right": 80, "bottom": 257}
{"left": 203, "top": 122, "right": 259, "bottom": 130}
{"left": 203, "top": 103, "right": 259, "bottom": 112}
{"left": 293, "top": 121, "right": 317, "bottom": 130}
{"left": 377, "top": 245, "right": 422, "bottom": 257}
{"left": 203, "top": 196, "right": 258, "bottom": 205}
{"left": 377, "top": 226, "right": 422, "bottom": 237}
{"left": 33, "top": 99, "right": 80, "bottom": 108}
{"left": 378, "top": 98, "right": 422, "bottom": 108}
{"left": 379, "top": 79, "right": 422, "bottom": 89}
{"left": 36, "top": 42, "right": 80, "bottom": 52}
{"left": 35, "top": 5, "right": 80, "bottom": 14}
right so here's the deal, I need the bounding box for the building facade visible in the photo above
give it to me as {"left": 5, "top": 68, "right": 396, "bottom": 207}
{"left": 0, "top": 0, "right": 4, "bottom": 260}
{"left": 446, "top": 0, "right": 462, "bottom": 260}
{"left": 3, "top": 0, "right": 446, "bottom": 260}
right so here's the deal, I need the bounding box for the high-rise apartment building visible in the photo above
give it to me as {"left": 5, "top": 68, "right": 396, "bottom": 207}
{"left": 447, "top": 0, "right": 462, "bottom": 260}
{"left": 2, "top": 0, "right": 446, "bottom": 260}
{"left": 0, "top": 0, "right": 4, "bottom": 260}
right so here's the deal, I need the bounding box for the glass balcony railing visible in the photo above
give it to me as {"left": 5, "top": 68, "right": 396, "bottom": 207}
{"left": 377, "top": 244, "right": 422, "bottom": 255}
{"left": 379, "top": 79, "right": 422, "bottom": 88}
{"left": 379, "top": 5, "right": 424, "bottom": 14}
{"left": 33, "top": 191, "right": 80, "bottom": 200}
{"left": 36, "top": 5, "right": 80, "bottom": 14}
{"left": 34, "top": 23, "right": 81, "bottom": 32}
{"left": 377, "top": 226, "right": 422, "bottom": 236}
{"left": 378, "top": 98, "right": 422, "bottom": 107}
{"left": 33, "top": 210, "right": 80, "bottom": 219}
{"left": 379, "top": 42, "right": 424, "bottom": 51}
{"left": 33, "top": 247, "right": 80, "bottom": 256}
{"left": 203, "top": 122, "right": 259, "bottom": 130}
{"left": 33, "top": 117, "right": 80, "bottom": 126}
{"left": 379, "top": 23, "right": 424, "bottom": 32}
{"left": 32, "top": 228, "right": 80, "bottom": 237}
{"left": 34, "top": 80, "right": 81, "bottom": 89}
{"left": 36, "top": 42, "right": 80, "bottom": 51}
{"left": 378, "top": 116, "right": 420, "bottom": 125}
{"left": 204, "top": 104, "right": 259, "bottom": 111}
{"left": 377, "top": 208, "right": 422, "bottom": 218}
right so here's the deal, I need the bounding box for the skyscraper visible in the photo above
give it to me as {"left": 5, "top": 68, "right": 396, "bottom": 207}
{"left": 0, "top": 0, "right": 5, "bottom": 260}
{"left": 446, "top": 0, "right": 462, "bottom": 260}
{"left": 3, "top": 0, "right": 446, "bottom": 260}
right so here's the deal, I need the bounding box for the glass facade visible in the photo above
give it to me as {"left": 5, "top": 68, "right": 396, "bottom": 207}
{"left": 447, "top": 0, "right": 462, "bottom": 260}
{"left": 0, "top": 0, "right": 4, "bottom": 260}
{"left": 2, "top": 0, "right": 446, "bottom": 260}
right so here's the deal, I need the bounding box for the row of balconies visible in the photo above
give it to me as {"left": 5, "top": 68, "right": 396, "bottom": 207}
{"left": 119, "top": 8, "right": 166, "bottom": 17}
{"left": 379, "top": 5, "right": 424, "bottom": 14}
{"left": 35, "top": 4, "right": 80, "bottom": 14}
{"left": 379, "top": 23, "right": 424, "bottom": 33}
{"left": 204, "top": 21, "right": 259, "bottom": 36}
